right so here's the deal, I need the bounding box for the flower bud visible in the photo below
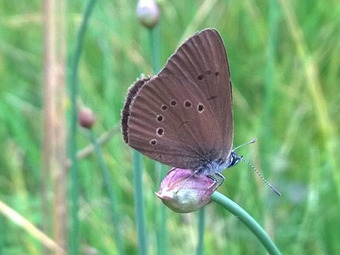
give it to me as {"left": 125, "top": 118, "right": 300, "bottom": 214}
{"left": 156, "top": 168, "right": 219, "bottom": 213}
{"left": 136, "top": 0, "right": 160, "bottom": 29}
{"left": 78, "top": 107, "right": 95, "bottom": 129}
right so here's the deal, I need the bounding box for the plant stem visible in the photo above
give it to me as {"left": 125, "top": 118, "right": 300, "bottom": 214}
{"left": 0, "top": 216, "right": 4, "bottom": 255}
{"left": 156, "top": 163, "right": 167, "bottom": 255}
{"left": 211, "top": 192, "right": 282, "bottom": 255}
{"left": 133, "top": 151, "right": 148, "bottom": 255}
{"left": 89, "top": 130, "right": 124, "bottom": 255}
{"left": 196, "top": 208, "right": 205, "bottom": 255}
{"left": 68, "top": 0, "right": 97, "bottom": 254}
{"left": 150, "top": 25, "right": 161, "bottom": 73}
{"left": 149, "top": 23, "right": 166, "bottom": 255}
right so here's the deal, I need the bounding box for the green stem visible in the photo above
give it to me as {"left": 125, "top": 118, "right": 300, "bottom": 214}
{"left": 149, "top": 25, "right": 161, "bottom": 73}
{"left": 149, "top": 25, "right": 167, "bottom": 255}
{"left": 211, "top": 192, "right": 282, "bottom": 255}
{"left": 196, "top": 208, "right": 205, "bottom": 255}
{"left": 89, "top": 130, "right": 124, "bottom": 255}
{"left": 68, "top": 0, "right": 97, "bottom": 254}
{"left": 133, "top": 151, "right": 148, "bottom": 255}
{"left": 0, "top": 216, "right": 4, "bottom": 255}
{"left": 156, "top": 163, "right": 167, "bottom": 255}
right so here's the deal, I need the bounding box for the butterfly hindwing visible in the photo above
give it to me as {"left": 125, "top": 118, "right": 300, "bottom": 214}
{"left": 160, "top": 28, "right": 234, "bottom": 155}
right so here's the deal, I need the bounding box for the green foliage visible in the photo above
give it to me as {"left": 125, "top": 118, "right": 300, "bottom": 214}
{"left": 1, "top": 0, "right": 340, "bottom": 254}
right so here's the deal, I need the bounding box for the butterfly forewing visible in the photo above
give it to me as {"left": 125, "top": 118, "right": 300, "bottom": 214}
{"left": 122, "top": 28, "right": 234, "bottom": 170}
{"left": 160, "top": 29, "right": 233, "bottom": 157}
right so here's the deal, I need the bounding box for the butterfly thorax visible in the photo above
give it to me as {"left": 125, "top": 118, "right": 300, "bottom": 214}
{"left": 197, "top": 151, "right": 241, "bottom": 175}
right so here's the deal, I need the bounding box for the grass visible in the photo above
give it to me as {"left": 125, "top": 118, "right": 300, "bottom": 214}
{"left": 1, "top": 0, "right": 340, "bottom": 254}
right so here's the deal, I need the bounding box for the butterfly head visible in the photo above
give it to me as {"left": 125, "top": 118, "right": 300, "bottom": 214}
{"left": 228, "top": 151, "right": 242, "bottom": 168}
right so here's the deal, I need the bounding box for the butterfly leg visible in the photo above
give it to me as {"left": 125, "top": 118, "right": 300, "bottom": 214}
{"left": 197, "top": 175, "right": 219, "bottom": 202}
{"left": 206, "top": 175, "right": 219, "bottom": 190}
{"left": 215, "top": 172, "right": 225, "bottom": 186}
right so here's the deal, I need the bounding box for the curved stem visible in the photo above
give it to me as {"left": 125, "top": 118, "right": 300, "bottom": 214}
{"left": 211, "top": 192, "right": 282, "bottom": 255}
{"left": 68, "top": 0, "right": 97, "bottom": 254}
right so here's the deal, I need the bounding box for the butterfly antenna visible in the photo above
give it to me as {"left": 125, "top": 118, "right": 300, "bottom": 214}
{"left": 233, "top": 137, "right": 257, "bottom": 151}
{"left": 241, "top": 156, "right": 281, "bottom": 196}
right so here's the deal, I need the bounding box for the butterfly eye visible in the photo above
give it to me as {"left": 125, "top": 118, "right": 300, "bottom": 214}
{"left": 197, "top": 103, "right": 204, "bottom": 113}
{"left": 197, "top": 74, "right": 204, "bottom": 80}
{"left": 157, "top": 115, "right": 164, "bottom": 122}
{"left": 184, "top": 100, "right": 192, "bottom": 108}
{"left": 156, "top": 128, "right": 164, "bottom": 136}
{"left": 161, "top": 105, "right": 168, "bottom": 111}
{"left": 214, "top": 71, "right": 220, "bottom": 76}
{"left": 170, "top": 100, "right": 177, "bottom": 106}
{"left": 150, "top": 139, "right": 157, "bottom": 146}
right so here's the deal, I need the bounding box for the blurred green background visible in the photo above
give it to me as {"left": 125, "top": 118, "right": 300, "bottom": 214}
{"left": 1, "top": 0, "right": 340, "bottom": 254}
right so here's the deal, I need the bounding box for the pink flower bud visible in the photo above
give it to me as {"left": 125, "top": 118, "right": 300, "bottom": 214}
{"left": 136, "top": 0, "right": 160, "bottom": 29}
{"left": 78, "top": 107, "right": 95, "bottom": 129}
{"left": 156, "top": 168, "right": 219, "bottom": 213}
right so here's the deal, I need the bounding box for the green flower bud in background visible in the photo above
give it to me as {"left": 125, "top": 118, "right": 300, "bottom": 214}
{"left": 156, "top": 168, "right": 219, "bottom": 213}
{"left": 136, "top": 0, "right": 160, "bottom": 29}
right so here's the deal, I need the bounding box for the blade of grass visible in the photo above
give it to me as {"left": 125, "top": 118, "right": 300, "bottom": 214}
{"left": 0, "top": 200, "right": 65, "bottom": 254}
{"left": 262, "top": 0, "right": 279, "bottom": 153}
{"left": 211, "top": 192, "right": 282, "bottom": 255}
{"left": 68, "top": 0, "right": 97, "bottom": 254}
{"left": 88, "top": 130, "right": 124, "bottom": 255}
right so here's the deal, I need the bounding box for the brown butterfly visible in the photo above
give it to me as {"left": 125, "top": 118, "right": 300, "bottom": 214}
{"left": 121, "top": 28, "right": 241, "bottom": 179}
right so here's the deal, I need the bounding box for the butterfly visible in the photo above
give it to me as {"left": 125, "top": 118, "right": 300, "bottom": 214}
{"left": 121, "top": 28, "right": 241, "bottom": 179}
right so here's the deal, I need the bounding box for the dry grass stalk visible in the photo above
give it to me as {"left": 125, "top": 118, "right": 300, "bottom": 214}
{"left": 42, "top": 0, "right": 67, "bottom": 254}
